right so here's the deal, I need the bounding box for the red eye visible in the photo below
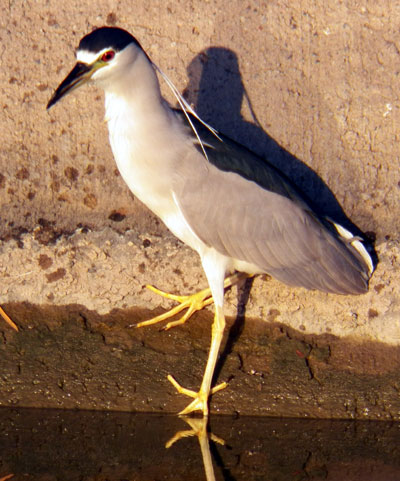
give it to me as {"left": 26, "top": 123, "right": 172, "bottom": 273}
{"left": 101, "top": 50, "right": 115, "bottom": 62}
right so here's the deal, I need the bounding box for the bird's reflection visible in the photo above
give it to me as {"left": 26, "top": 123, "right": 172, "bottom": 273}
{"left": 1, "top": 408, "right": 399, "bottom": 479}
{"left": 166, "top": 416, "right": 225, "bottom": 481}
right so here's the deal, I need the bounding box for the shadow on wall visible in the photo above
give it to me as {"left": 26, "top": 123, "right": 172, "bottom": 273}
{"left": 182, "top": 47, "right": 378, "bottom": 381}
{"left": 182, "top": 47, "right": 370, "bottom": 240}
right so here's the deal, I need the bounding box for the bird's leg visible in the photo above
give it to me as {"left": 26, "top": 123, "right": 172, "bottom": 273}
{"left": 0, "top": 306, "right": 18, "bottom": 331}
{"left": 168, "top": 303, "right": 227, "bottom": 416}
{"left": 136, "top": 272, "right": 246, "bottom": 330}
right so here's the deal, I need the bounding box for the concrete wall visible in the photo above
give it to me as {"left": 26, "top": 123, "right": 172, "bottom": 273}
{"left": 0, "top": 1, "right": 399, "bottom": 416}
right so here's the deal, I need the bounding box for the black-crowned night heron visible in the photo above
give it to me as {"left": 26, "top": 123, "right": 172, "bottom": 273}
{"left": 47, "top": 26, "right": 374, "bottom": 417}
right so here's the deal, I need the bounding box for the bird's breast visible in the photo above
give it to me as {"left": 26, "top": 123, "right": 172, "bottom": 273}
{"left": 105, "top": 100, "right": 206, "bottom": 253}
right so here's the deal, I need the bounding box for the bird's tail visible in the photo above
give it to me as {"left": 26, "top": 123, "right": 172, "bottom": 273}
{"left": 327, "top": 218, "right": 375, "bottom": 278}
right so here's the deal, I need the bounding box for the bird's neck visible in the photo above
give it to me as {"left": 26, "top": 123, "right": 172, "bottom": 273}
{"left": 102, "top": 50, "right": 185, "bottom": 213}
{"left": 104, "top": 50, "right": 167, "bottom": 125}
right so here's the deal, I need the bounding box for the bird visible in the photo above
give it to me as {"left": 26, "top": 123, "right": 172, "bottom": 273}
{"left": 47, "top": 26, "right": 374, "bottom": 417}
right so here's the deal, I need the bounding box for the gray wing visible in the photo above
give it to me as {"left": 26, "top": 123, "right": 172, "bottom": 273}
{"left": 173, "top": 143, "right": 370, "bottom": 295}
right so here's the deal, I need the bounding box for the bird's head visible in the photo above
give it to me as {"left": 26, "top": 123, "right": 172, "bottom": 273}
{"left": 47, "top": 26, "right": 144, "bottom": 109}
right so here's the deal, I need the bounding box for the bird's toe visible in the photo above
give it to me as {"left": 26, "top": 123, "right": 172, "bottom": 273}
{"left": 135, "top": 285, "right": 214, "bottom": 328}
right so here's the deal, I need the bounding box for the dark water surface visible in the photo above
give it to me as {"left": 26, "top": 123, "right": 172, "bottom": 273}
{"left": 1, "top": 407, "right": 400, "bottom": 480}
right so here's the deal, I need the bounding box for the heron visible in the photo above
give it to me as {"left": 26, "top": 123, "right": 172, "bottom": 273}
{"left": 47, "top": 26, "right": 374, "bottom": 416}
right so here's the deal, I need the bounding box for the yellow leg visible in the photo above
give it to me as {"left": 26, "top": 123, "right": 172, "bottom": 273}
{"left": 136, "top": 272, "right": 246, "bottom": 330}
{"left": 168, "top": 304, "right": 227, "bottom": 416}
{"left": 0, "top": 306, "right": 18, "bottom": 331}
{"left": 136, "top": 271, "right": 250, "bottom": 415}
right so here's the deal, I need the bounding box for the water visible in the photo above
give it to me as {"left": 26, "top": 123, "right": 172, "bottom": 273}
{"left": 1, "top": 407, "right": 400, "bottom": 480}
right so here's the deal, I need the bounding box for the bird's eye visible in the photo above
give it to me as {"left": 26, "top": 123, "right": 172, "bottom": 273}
{"left": 101, "top": 50, "right": 115, "bottom": 62}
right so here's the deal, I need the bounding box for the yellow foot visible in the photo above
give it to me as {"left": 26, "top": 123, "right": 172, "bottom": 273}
{"left": 136, "top": 285, "right": 214, "bottom": 330}
{"left": 0, "top": 306, "right": 18, "bottom": 331}
{"left": 168, "top": 374, "right": 227, "bottom": 416}
{"left": 136, "top": 273, "right": 247, "bottom": 330}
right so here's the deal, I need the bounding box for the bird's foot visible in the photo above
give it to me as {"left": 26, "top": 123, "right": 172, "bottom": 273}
{"left": 136, "top": 285, "right": 214, "bottom": 330}
{"left": 168, "top": 374, "right": 227, "bottom": 416}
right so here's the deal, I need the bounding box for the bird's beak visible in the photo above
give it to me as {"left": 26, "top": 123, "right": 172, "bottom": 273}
{"left": 47, "top": 61, "right": 96, "bottom": 110}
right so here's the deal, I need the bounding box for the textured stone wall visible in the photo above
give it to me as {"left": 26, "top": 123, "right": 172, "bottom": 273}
{"left": 2, "top": 1, "right": 399, "bottom": 240}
